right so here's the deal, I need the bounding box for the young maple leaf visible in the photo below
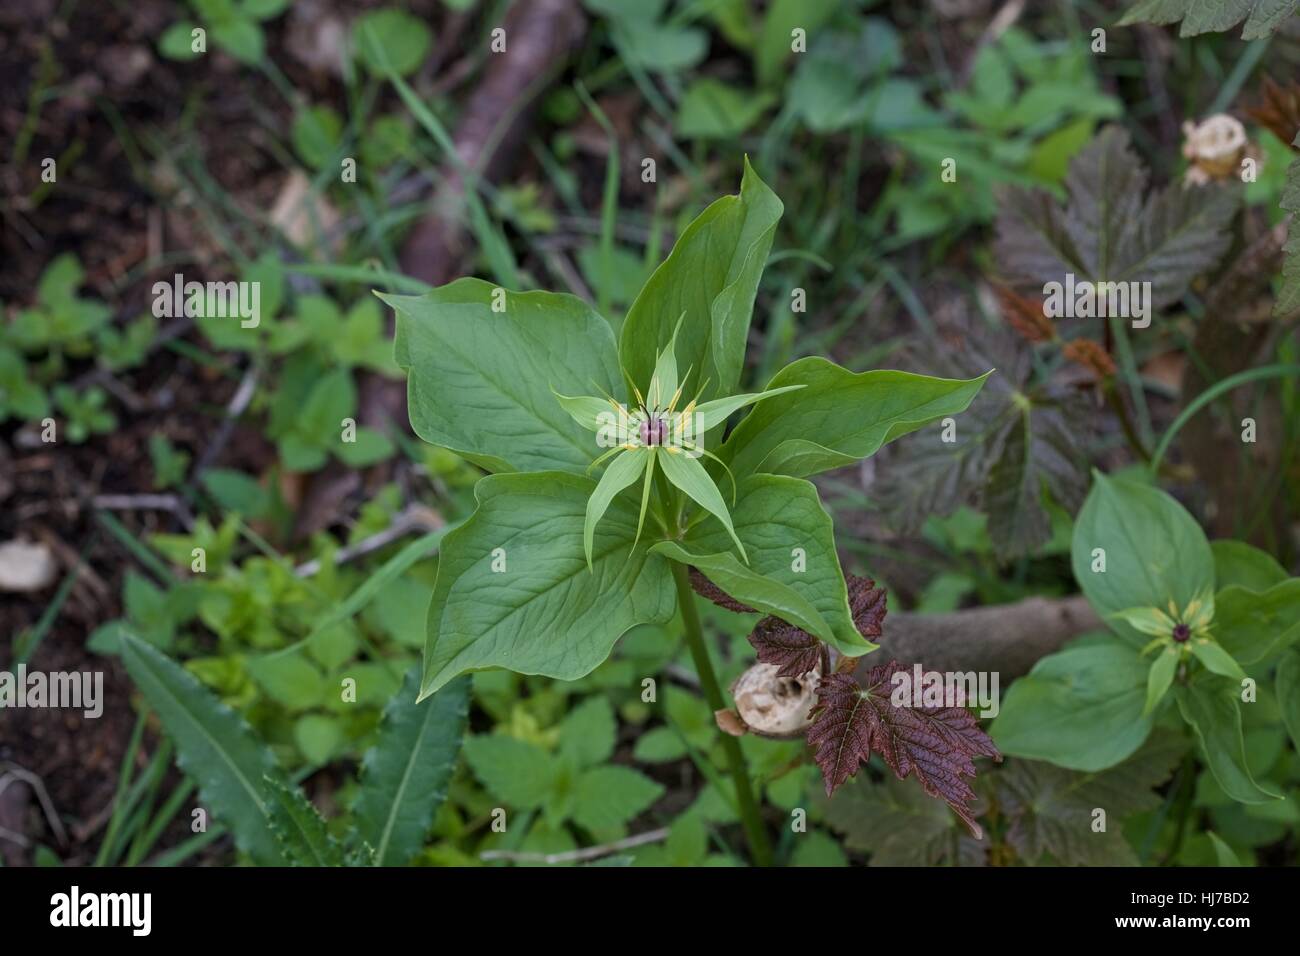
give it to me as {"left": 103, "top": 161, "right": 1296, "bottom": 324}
{"left": 807, "top": 660, "right": 1001, "bottom": 838}
{"left": 744, "top": 576, "right": 887, "bottom": 678}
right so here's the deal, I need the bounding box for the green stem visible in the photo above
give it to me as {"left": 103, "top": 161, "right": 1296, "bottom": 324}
{"left": 1149, "top": 364, "right": 1300, "bottom": 476}
{"left": 668, "top": 561, "right": 773, "bottom": 867}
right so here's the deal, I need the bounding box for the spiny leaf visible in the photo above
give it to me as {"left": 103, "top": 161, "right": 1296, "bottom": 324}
{"left": 996, "top": 731, "right": 1185, "bottom": 865}
{"left": 120, "top": 634, "right": 288, "bottom": 864}
{"left": 265, "top": 777, "right": 345, "bottom": 867}
{"left": 352, "top": 670, "right": 470, "bottom": 866}
{"left": 807, "top": 661, "right": 1001, "bottom": 837}
{"left": 1120, "top": 0, "right": 1300, "bottom": 40}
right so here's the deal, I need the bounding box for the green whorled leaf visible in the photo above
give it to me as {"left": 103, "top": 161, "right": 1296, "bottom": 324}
{"left": 1175, "top": 677, "right": 1280, "bottom": 805}
{"left": 990, "top": 638, "right": 1154, "bottom": 771}
{"left": 1277, "top": 152, "right": 1300, "bottom": 316}
{"left": 419, "top": 472, "right": 676, "bottom": 700}
{"left": 584, "top": 449, "right": 650, "bottom": 567}
{"left": 462, "top": 735, "right": 555, "bottom": 809}
{"left": 619, "top": 157, "right": 782, "bottom": 406}
{"left": 720, "top": 356, "right": 990, "bottom": 479}
{"left": 1120, "top": 0, "right": 1299, "bottom": 39}
{"left": 1211, "top": 539, "right": 1288, "bottom": 592}
{"left": 997, "top": 731, "right": 1185, "bottom": 866}
{"left": 818, "top": 774, "right": 987, "bottom": 867}
{"left": 657, "top": 448, "right": 746, "bottom": 559}
{"left": 1190, "top": 640, "right": 1246, "bottom": 680}
{"left": 996, "top": 126, "right": 1240, "bottom": 311}
{"left": 265, "top": 778, "right": 344, "bottom": 867}
{"left": 572, "top": 766, "right": 664, "bottom": 833}
{"left": 120, "top": 634, "right": 286, "bottom": 864}
{"left": 1145, "top": 645, "right": 1179, "bottom": 716}
{"left": 385, "top": 278, "right": 623, "bottom": 474}
{"left": 1277, "top": 649, "right": 1300, "bottom": 753}
{"left": 1213, "top": 580, "right": 1300, "bottom": 665}
{"left": 655, "top": 474, "right": 872, "bottom": 656}
{"left": 1070, "top": 471, "right": 1215, "bottom": 647}
{"left": 352, "top": 669, "right": 470, "bottom": 866}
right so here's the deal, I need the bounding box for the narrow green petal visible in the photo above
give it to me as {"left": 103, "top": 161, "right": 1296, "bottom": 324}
{"left": 647, "top": 313, "right": 685, "bottom": 411}
{"left": 584, "top": 450, "right": 649, "bottom": 569}
{"left": 634, "top": 448, "right": 657, "bottom": 549}
{"left": 689, "top": 384, "right": 805, "bottom": 433}
{"left": 1110, "top": 605, "right": 1178, "bottom": 638}
{"left": 1190, "top": 640, "right": 1245, "bottom": 680}
{"left": 1144, "top": 645, "right": 1179, "bottom": 716}
{"left": 657, "top": 446, "right": 747, "bottom": 562}
{"left": 553, "top": 389, "right": 618, "bottom": 433}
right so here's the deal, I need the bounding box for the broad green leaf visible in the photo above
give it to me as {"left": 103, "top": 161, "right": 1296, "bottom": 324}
{"left": 265, "top": 778, "right": 343, "bottom": 867}
{"left": 419, "top": 472, "right": 675, "bottom": 699}
{"left": 653, "top": 474, "right": 871, "bottom": 656}
{"left": 584, "top": 449, "right": 649, "bottom": 567}
{"left": 247, "top": 654, "right": 325, "bottom": 711}
{"left": 754, "top": 0, "right": 841, "bottom": 87}
{"left": 619, "top": 158, "right": 782, "bottom": 406}
{"left": 1175, "top": 679, "right": 1280, "bottom": 805}
{"left": 353, "top": 8, "right": 432, "bottom": 76}
{"left": 387, "top": 278, "right": 623, "bottom": 474}
{"left": 1214, "top": 580, "right": 1300, "bottom": 665}
{"left": 990, "top": 638, "right": 1153, "bottom": 771}
{"left": 720, "top": 357, "right": 990, "bottom": 479}
{"left": 657, "top": 448, "right": 745, "bottom": 559}
{"left": 558, "top": 697, "right": 617, "bottom": 768}
{"left": 293, "top": 714, "right": 341, "bottom": 764}
{"left": 211, "top": 18, "right": 264, "bottom": 64}
{"left": 159, "top": 22, "right": 203, "bottom": 60}
{"left": 353, "top": 669, "right": 469, "bottom": 866}
{"left": 1071, "top": 472, "right": 1214, "bottom": 646}
{"left": 462, "top": 735, "right": 555, "bottom": 808}
{"left": 1277, "top": 649, "right": 1300, "bottom": 753}
{"left": 675, "top": 80, "right": 776, "bottom": 139}
{"left": 1211, "top": 539, "right": 1287, "bottom": 592}
{"left": 1144, "top": 646, "right": 1178, "bottom": 715}
{"left": 572, "top": 766, "right": 664, "bottom": 832}
{"left": 120, "top": 634, "right": 286, "bottom": 864}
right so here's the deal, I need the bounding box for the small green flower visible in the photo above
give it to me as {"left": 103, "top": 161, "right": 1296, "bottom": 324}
{"left": 554, "top": 321, "right": 802, "bottom": 569}
{"left": 1111, "top": 588, "right": 1243, "bottom": 715}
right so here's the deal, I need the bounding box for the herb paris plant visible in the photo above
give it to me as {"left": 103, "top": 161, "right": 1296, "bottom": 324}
{"left": 380, "top": 161, "right": 988, "bottom": 861}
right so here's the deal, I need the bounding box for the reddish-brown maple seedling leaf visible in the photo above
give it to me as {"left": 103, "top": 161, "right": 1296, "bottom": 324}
{"left": 688, "top": 568, "right": 756, "bottom": 614}
{"left": 745, "top": 575, "right": 888, "bottom": 678}
{"left": 847, "top": 576, "right": 887, "bottom": 639}
{"left": 748, "top": 616, "right": 822, "bottom": 679}
{"left": 993, "top": 282, "right": 1056, "bottom": 344}
{"left": 807, "top": 660, "right": 1001, "bottom": 838}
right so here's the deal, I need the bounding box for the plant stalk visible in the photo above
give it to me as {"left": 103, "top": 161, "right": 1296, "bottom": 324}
{"left": 668, "top": 561, "right": 773, "bottom": 867}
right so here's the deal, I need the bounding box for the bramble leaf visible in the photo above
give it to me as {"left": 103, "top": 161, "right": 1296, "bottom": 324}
{"left": 807, "top": 661, "right": 1001, "bottom": 836}
{"left": 996, "top": 125, "right": 1239, "bottom": 313}
{"left": 1120, "top": 0, "right": 1299, "bottom": 40}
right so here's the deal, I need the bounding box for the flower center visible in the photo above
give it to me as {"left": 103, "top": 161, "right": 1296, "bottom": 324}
{"left": 640, "top": 415, "right": 667, "bottom": 446}
{"left": 1172, "top": 623, "right": 1191, "bottom": 643}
